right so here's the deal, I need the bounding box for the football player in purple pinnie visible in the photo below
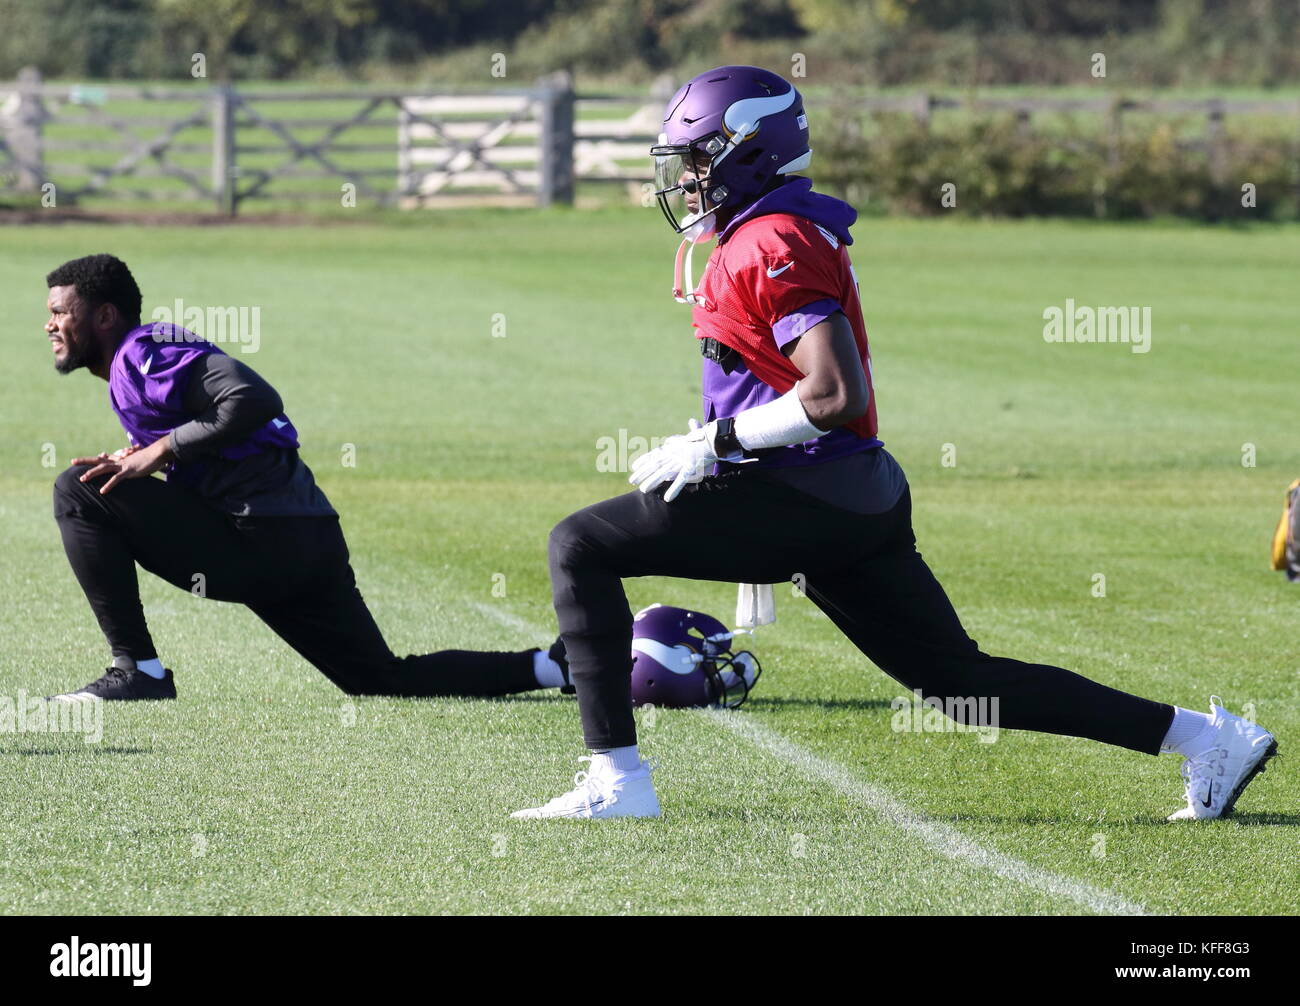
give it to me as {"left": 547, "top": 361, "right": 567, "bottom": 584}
{"left": 42, "top": 254, "right": 562, "bottom": 704}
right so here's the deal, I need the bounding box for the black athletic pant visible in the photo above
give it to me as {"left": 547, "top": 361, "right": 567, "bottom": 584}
{"left": 52, "top": 465, "right": 537, "bottom": 696}
{"left": 549, "top": 467, "right": 1175, "bottom": 753}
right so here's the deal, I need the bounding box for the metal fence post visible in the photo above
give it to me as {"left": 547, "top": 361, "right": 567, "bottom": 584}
{"left": 538, "top": 71, "right": 575, "bottom": 207}
{"left": 212, "top": 85, "right": 236, "bottom": 216}
{"left": 12, "top": 66, "right": 45, "bottom": 193}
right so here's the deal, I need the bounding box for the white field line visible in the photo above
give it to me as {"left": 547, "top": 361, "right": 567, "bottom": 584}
{"left": 466, "top": 601, "right": 1147, "bottom": 916}
{"left": 708, "top": 708, "right": 1148, "bottom": 917}
{"left": 468, "top": 601, "right": 545, "bottom": 639}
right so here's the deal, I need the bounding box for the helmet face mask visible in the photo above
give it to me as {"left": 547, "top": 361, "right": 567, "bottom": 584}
{"left": 698, "top": 634, "right": 761, "bottom": 709}
{"left": 651, "top": 133, "right": 729, "bottom": 236}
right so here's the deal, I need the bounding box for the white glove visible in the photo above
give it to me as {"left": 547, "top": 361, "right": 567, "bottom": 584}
{"left": 629, "top": 418, "right": 719, "bottom": 502}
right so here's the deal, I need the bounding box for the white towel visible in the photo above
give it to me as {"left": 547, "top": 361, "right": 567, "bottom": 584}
{"left": 735, "top": 583, "right": 776, "bottom": 628}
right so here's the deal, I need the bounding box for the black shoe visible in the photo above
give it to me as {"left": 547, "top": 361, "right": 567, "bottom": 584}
{"left": 548, "top": 638, "right": 575, "bottom": 695}
{"left": 48, "top": 666, "right": 177, "bottom": 702}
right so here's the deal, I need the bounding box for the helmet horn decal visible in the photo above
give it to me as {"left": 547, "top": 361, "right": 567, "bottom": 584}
{"left": 632, "top": 637, "right": 698, "bottom": 674}
{"left": 722, "top": 87, "right": 796, "bottom": 138}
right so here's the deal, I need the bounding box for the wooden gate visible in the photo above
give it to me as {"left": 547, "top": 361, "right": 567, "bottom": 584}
{"left": 0, "top": 69, "right": 580, "bottom": 214}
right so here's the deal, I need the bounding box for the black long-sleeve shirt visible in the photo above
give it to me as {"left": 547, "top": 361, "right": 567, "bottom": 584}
{"left": 166, "top": 353, "right": 337, "bottom": 518}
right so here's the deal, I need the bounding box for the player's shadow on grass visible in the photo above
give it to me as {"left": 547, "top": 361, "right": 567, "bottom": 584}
{"left": 1213, "top": 811, "right": 1300, "bottom": 827}
{"left": 487, "top": 694, "right": 572, "bottom": 704}
{"left": 934, "top": 811, "right": 1300, "bottom": 827}
{"left": 1, "top": 746, "right": 152, "bottom": 756}
{"left": 744, "top": 696, "right": 894, "bottom": 713}
{"left": 477, "top": 695, "right": 895, "bottom": 712}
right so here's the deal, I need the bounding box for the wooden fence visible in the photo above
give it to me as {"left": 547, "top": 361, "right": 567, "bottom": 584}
{"left": 0, "top": 68, "right": 1295, "bottom": 214}
{"left": 0, "top": 69, "right": 606, "bottom": 213}
{"left": 397, "top": 82, "right": 670, "bottom": 207}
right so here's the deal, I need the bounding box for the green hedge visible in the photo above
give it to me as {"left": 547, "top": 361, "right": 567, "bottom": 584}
{"left": 813, "top": 112, "right": 1300, "bottom": 220}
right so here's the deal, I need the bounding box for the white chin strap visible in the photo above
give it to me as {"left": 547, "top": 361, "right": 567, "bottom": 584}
{"left": 672, "top": 213, "right": 716, "bottom": 305}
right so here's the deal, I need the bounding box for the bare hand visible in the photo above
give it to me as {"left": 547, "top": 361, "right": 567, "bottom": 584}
{"left": 72, "top": 444, "right": 141, "bottom": 467}
{"left": 76, "top": 438, "right": 174, "bottom": 494}
{"left": 109, "top": 444, "right": 142, "bottom": 462}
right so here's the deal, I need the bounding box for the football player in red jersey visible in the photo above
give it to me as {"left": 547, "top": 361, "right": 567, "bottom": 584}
{"left": 512, "top": 66, "right": 1276, "bottom": 821}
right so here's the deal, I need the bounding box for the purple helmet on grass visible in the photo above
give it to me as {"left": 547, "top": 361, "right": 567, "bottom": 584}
{"left": 630, "top": 604, "right": 761, "bottom": 709}
{"left": 651, "top": 65, "right": 812, "bottom": 237}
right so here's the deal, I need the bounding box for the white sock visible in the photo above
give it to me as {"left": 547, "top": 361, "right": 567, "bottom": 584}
{"left": 532, "top": 650, "right": 566, "bottom": 689}
{"left": 135, "top": 658, "right": 166, "bottom": 680}
{"left": 589, "top": 745, "right": 641, "bottom": 776}
{"left": 1161, "top": 706, "right": 1216, "bottom": 756}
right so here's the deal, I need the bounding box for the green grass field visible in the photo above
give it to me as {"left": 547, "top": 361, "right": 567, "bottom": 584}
{"left": 0, "top": 209, "right": 1296, "bottom": 915}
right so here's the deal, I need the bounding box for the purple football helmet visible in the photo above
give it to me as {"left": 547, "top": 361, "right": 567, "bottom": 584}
{"left": 651, "top": 65, "right": 812, "bottom": 237}
{"left": 630, "top": 604, "right": 762, "bottom": 709}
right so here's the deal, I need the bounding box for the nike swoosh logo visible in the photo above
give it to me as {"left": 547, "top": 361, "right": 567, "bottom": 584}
{"left": 139, "top": 354, "right": 152, "bottom": 374}
{"left": 1201, "top": 786, "right": 1213, "bottom": 808}
{"left": 271, "top": 418, "right": 288, "bottom": 429}
{"left": 766, "top": 263, "right": 793, "bottom": 278}
{"left": 551, "top": 797, "right": 606, "bottom": 818}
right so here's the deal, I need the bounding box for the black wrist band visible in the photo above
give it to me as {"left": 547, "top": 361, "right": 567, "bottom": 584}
{"left": 712, "top": 416, "right": 744, "bottom": 458}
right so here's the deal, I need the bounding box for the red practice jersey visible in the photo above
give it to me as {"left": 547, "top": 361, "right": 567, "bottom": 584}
{"left": 690, "top": 212, "right": 877, "bottom": 441}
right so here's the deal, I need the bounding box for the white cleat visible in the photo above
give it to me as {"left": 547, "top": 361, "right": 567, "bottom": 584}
{"left": 511, "top": 758, "right": 661, "bottom": 820}
{"left": 1168, "top": 697, "right": 1278, "bottom": 821}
